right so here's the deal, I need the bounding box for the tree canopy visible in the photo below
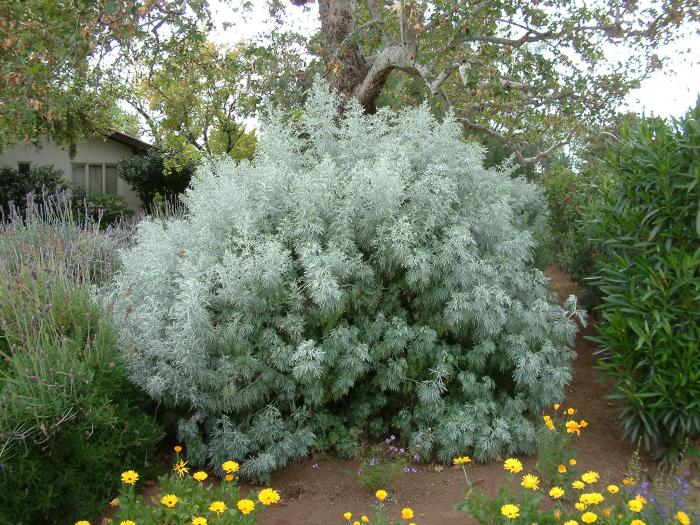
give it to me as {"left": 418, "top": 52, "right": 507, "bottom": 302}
{"left": 2, "top": 0, "right": 697, "bottom": 164}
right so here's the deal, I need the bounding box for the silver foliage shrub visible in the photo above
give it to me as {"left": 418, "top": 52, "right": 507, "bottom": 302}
{"left": 111, "top": 82, "right": 584, "bottom": 480}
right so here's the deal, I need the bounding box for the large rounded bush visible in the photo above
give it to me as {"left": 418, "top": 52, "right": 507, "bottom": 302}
{"left": 111, "top": 83, "right": 582, "bottom": 480}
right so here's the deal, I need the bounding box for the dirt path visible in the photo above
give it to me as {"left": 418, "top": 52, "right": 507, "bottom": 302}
{"left": 253, "top": 267, "right": 641, "bottom": 525}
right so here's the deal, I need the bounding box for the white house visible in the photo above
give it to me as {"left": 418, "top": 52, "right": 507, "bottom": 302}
{"left": 0, "top": 132, "right": 152, "bottom": 211}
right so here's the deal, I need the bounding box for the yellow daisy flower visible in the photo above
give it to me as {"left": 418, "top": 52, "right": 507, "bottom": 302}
{"left": 237, "top": 499, "right": 255, "bottom": 515}
{"left": 375, "top": 489, "right": 388, "bottom": 501}
{"left": 209, "top": 501, "right": 227, "bottom": 514}
{"left": 120, "top": 470, "right": 139, "bottom": 485}
{"left": 222, "top": 460, "right": 239, "bottom": 473}
{"left": 192, "top": 518, "right": 208, "bottom": 525}
{"left": 161, "top": 494, "right": 179, "bottom": 508}
{"left": 521, "top": 473, "right": 540, "bottom": 490}
{"left": 503, "top": 458, "right": 523, "bottom": 474}
{"left": 581, "top": 512, "right": 597, "bottom": 523}
{"left": 192, "top": 471, "right": 208, "bottom": 481}
{"left": 549, "top": 486, "right": 565, "bottom": 499}
{"left": 628, "top": 499, "right": 643, "bottom": 512}
{"left": 258, "top": 488, "right": 281, "bottom": 505}
{"left": 500, "top": 504, "right": 520, "bottom": 519}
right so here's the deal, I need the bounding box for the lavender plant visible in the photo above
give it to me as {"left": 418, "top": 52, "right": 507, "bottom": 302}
{"left": 111, "top": 81, "right": 584, "bottom": 480}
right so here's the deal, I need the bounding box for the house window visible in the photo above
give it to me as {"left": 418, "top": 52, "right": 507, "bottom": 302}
{"left": 18, "top": 162, "right": 30, "bottom": 175}
{"left": 72, "top": 164, "right": 119, "bottom": 194}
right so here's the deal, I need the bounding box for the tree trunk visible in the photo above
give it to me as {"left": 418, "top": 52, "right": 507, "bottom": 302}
{"left": 318, "top": 0, "right": 373, "bottom": 111}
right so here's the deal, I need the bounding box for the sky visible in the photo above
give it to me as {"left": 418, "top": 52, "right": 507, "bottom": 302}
{"left": 210, "top": 0, "right": 700, "bottom": 119}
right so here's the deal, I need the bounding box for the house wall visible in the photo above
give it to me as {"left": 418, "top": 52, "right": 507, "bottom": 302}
{"left": 0, "top": 137, "right": 142, "bottom": 210}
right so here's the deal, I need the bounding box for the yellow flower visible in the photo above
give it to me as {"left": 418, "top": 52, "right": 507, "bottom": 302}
{"left": 558, "top": 464, "right": 567, "bottom": 473}
{"left": 361, "top": 516, "right": 369, "bottom": 523}
{"left": 192, "top": 471, "right": 208, "bottom": 481}
{"left": 173, "top": 459, "right": 189, "bottom": 477}
{"left": 75, "top": 522, "right": 91, "bottom": 525}
{"left": 566, "top": 421, "right": 581, "bottom": 435}
{"left": 120, "top": 470, "right": 139, "bottom": 485}
{"left": 453, "top": 456, "right": 471, "bottom": 465}
{"left": 353, "top": 522, "right": 360, "bottom": 525}
{"left": 579, "top": 493, "right": 604, "bottom": 505}
{"left": 209, "top": 501, "right": 227, "bottom": 514}
{"left": 546, "top": 419, "right": 556, "bottom": 430}
{"left": 344, "top": 512, "right": 352, "bottom": 520}
{"left": 554, "top": 403, "right": 560, "bottom": 410}
{"left": 375, "top": 489, "right": 388, "bottom": 501}
{"left": 572, "top": 480, "right": 585, "bottom": 489}
{"left": 628, "top": 499, "right": 643, "bottom": 512}
{"left": 606, "top": 484, "right": 619, "bottom": 494}
{"left": 120, "top": 522, "right": 135, "bottom": 525}
{"left": 500, "top": 504, "right": 520, "bottom": 519}
{"left": 635, "top": 494, "right": 648, "bottom": 505}
{"left": 564, "top": 521, "right": 579, "bottom": 525}
{"left": 581, "top": 512, "right": 597, "bottom": 523}
{"left": 569, "top": 458, "right": 577, "bottom": 466}
{"left": 161, "top": 494, "right": 179, "bottom": 508}
{"left": 567, "top": 408, "right": 575, "bottom": 415}
{"left": 575, "top": 502, "right": 586, "bottom": 511}
{"left": 549, "top": 486, "right": 565, "bottom": 499}
{"left": 109, "top": 498, "right": 119, "bottom": 508}
{"left": 225, "top": 474, "right": 234, "bottom": 481}
{"left": 237, "top": 499, "right": 255, "bottom": 515}
{"left": 581, "top": 471, "right": 600, "bottom": 484}
{"left": 630, "top": 520, "right": 646, "bottom": 525}
{"left": 503, "top": 458, "right": 523, "bottom": 474}
{"left": 521, "top": 473, "right": 540, "bottom": 490}
{"left": 580, "top": 420, "right": 588, "bottom": 427}
{"left": 174, "top": 445, "right": 183, "bottom": 453}
{"left": 258, "top": 488, "right": 281, "bottom": 505}
{"left": 675, "top": 511, "right": 690, "bottom": 525}
{"left": 192, "top": 518, "right": 207, "bottom": 525}
{"left": 222, "top": 460, "right": 239, "bottom": 473}
{"left": 402, "top": 507, "right": 414, "bottom": 519}
{"left": 623, "top": 477, "right": 635, "bottom": 486}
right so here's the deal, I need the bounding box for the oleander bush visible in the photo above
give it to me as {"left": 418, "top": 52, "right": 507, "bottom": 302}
{"left": 587, "top": 103, "right": 700, "bottom": 460}
{"left": 110, "top": 81, "right": 583, "bottom": 481}
{"left": 540, "top": 165, "right": 599, "bottom": 281}
{"left": 0, "top": 198, "right": 162, "bottom": 525}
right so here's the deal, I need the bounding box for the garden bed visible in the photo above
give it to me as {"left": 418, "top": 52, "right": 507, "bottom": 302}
{"left": 105, "top": 267, "right": 699, "bottom": 525}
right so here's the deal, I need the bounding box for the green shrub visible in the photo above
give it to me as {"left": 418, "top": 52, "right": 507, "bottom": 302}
{"left": 588, "top": 103, "right": 700, "bottom": 460}
{"left": 117, "top": 150, "right": 195, "bottom": 210}
{"left": 111, "top": 82, "right": 583, "bottom": 481}
{"left": 0, "top": 201, "right": 162, "bottom": 525}
{"left": 71, "top": 186, "right": 134, "bottom": 226}
{"left": 540, "top": 165, "right": 598, "bottom": 280}
{"left": 0, "top": 164, "right": 66, "bottom": 215}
